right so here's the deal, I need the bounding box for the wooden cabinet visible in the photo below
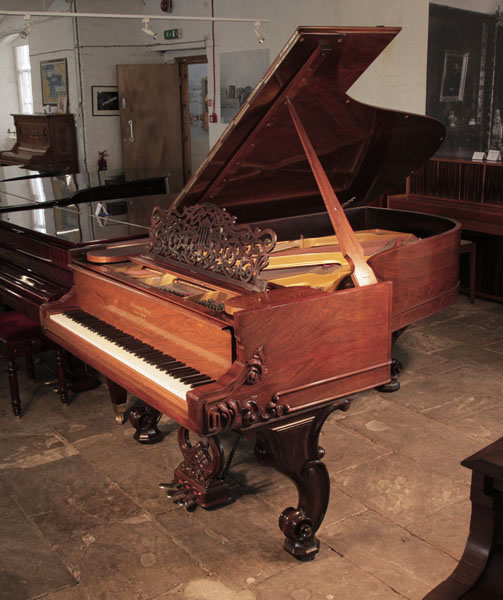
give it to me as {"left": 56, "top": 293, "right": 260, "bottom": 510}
{"left": 388, "top": 157, "right": 503, "bottom": 302}
{"left": 0, "top": 114, "right": 78, "bottom": 173}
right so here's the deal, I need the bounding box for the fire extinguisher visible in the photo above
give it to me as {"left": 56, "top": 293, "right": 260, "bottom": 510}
{"left": 98, "top": 150, "right": 108, "bottom": 171}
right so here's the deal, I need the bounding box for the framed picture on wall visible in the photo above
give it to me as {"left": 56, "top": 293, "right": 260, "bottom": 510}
{"left": 439, "top": 51, "right": 469, "bottom": 102}
{"left": 40, "top": 58, "right": 68, "bottom": 105}
{"left": 92, "top": 86, "right": 120, "bottom": 116}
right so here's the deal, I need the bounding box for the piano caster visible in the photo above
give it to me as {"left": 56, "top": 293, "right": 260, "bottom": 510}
{"left": 376, "top": 357, "right": 402, "bottom": 393}
{"left": 160, "top": 426, "right": 232, "bottom": 510}
{"left": 129, "top": 404, "right": 163, "bottom": 444}
{"left": 255, "top": 400, "right": 350, "bottom": 560}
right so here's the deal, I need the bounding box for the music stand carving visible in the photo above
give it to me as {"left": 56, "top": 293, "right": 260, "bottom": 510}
{"left": 148, "top": 202, "right": 277, "bottom": 291}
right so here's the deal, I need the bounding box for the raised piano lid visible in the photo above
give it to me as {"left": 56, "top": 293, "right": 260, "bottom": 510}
{"left": 0, "top": 167, "right": 170, "bottom": 213}
{"left": 172, "top": 26, "right": 445, "bottom": 222}
{"left": 0, "top": 204, "right": 150, "bottom": 248}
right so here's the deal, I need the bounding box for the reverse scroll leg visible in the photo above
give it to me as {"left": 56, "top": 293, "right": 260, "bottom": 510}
{"left": 129, "top": 403, "right": 163, "bottom": 444}
{"left": 159, "top": 426, "right": 232, "bottom": 510}
{"left": 255, "top": 399, "right": 350, "bottom": 560}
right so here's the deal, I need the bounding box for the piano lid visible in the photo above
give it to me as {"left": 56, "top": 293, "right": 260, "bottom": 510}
{"left": 173, "top": 26, "right": 445, "bottom": 222}
{"left": 0, "top": 167, "right": 170, "bottom": 214}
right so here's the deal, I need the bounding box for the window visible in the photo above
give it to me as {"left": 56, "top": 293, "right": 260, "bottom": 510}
{"left": 14, "top": 45, "right": 33, "bottom": 114}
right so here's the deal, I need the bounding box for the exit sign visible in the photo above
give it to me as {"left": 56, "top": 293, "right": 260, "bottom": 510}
{"left": 164, "top": 28, "right": 181, "bottom": 40}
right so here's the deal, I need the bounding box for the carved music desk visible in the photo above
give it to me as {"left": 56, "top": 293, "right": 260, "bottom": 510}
{"left": 41, "top": 26, "right": 461, "bottom": 558}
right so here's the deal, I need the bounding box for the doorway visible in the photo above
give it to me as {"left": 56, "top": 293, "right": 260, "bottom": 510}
{"left": 117, "top": 56, "right": 209, "bottom": 193}
{"left": 176, "top": 56, "right": 209, "bottom": 182}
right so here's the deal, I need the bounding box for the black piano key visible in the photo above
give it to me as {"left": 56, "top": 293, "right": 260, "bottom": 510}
{"left": 181, "top": 374, "right": 212, "bottom": 384}
{"left": 167, "top": 366, "right": 197, "bottom": 376}
{"left": 62, "top": 309, "right": 214, "bottom": 389}
{"left": 191, "top": 380, "right": 215, "bottom": 388}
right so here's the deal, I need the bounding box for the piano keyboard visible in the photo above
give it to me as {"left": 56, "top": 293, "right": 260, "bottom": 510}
{"left": 48, "top": 310, "right": 215, "bottom": 398}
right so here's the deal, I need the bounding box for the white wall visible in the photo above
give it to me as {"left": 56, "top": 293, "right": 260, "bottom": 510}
{"left": 197, "top": 0, "right": 431, "bottom": 145}
{"left": 2, "top": 0, "right": 494, "bottom": 171}
{"left": 0, "top": 35, "right": 19, "bottom": 150}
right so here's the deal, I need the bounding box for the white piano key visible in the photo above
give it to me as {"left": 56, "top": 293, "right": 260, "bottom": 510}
{"left": 48, "top": 313, "right": 192, "bottom": 399}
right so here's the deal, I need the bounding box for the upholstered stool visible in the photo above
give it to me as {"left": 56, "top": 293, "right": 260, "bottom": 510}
{"left": 460, "top": 239, "right": 476, "bottom": 303}
{"left": 0, "top": 311, "right": 68, "bottom": 417}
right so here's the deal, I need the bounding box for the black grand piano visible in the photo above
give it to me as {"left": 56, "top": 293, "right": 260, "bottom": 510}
{"left": 0, "top": 166, "right": 172, "bottom": 321}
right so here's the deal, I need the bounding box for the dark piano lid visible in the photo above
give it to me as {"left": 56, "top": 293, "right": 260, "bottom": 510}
{"left": 173, "top": 26, "right": 445, "bottom": 222}
{"left": 0, "top": 203, "right": 150, "bottom": 247}
{"left": 0, "top": 168, "right": 170, "bottom": 213}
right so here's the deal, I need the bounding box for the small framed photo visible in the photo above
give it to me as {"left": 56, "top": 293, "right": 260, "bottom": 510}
{"left": 92, "top": 86, "right": 120, "bottom": 116}
{"left": 439, "top": 51, "right": 469, "bottom": 102}
{"left": 56, "top": 92, "right": 68, "bottom": 114}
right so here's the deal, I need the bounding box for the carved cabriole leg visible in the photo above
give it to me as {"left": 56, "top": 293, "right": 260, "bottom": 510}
{"left": 254, "top": 400, "right": 350, "bottom": 560}
{"left": 129, "top": 403, "right": 163, "bottom": 444}
{"left": 106, "top": 378, "right": 129, "bottom": 423}
{"left": 160, "top": 426, "right": 232, "bottom": 510}
{"left": 55, "top": 349, "right": 69, "bottom": 405}
{"left": 6, "top": 359, "right": 21, "bottom": 417}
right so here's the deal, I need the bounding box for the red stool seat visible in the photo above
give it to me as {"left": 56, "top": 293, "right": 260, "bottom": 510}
{"left": 0, "top": 312, "right": 41, "bottom": 344}
{"left": 0, "top": 310, "right": 68, "bottom": 417}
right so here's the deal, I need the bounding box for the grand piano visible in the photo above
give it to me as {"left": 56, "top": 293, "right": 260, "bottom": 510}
{"left": 40, "top": 26, "right": 461, "bottom": 558}
{"left": 0, "top": 166, "right": 171, "bottom": 321}
{"left": 0, "top": 166, "right": 171, "bottom": 397}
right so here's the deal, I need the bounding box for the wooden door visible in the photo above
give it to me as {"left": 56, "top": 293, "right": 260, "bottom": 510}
{"left": 118, "top": 64, "right": 184, "bottom": 192}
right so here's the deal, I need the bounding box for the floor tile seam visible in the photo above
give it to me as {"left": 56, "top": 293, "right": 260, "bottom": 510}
{"left": 319, "top": 505, "right": 370, "bottom": 531}
{"left": 328, "top": 508, "right": 459, "bottom": 583}
{"left": 331, "top": 444, "right": 472, "bottom": 495}
{"left": 146, "top": 582, "right": 185, "bottom": 599}
{"left": 420, "top": 397, "right": 503, "bottom": 424}
{"left": 234, "top": 549, "right": 342, "bottom": 593}
{"left": 328, "top": 446, "right": 396, "bottom": 477}
{"left": 321, "top": 539, "right": 412, "bottom": 599}
{"left": 441, "top": 417, "right": 502, "bottom": 444}
{"left": 29, "top": 581, "right": 80, "bottom": 600}
{"left": 432, "top": 348, "right": 503, "bottom": 371}
{"left": 366, "top": 395, "right": 498, "bottom": 446}
{"left": 4, "top": 490, "right": 80, "bottom": 590}
{"left": 45, "top": 425, "right": 160, "bottom": 523}
{"left": 159, "top": 521, "right": 293, "bottom": 587}
{"left": 331, "top": 419, "right": 397, "bottom": 453}
{"left": 396, "top": 402, "right": 501, "bottom": 449}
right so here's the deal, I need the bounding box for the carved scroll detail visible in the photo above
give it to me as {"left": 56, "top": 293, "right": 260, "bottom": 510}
{"left": 159, "top": 427, "right": 231, "bottom": 510}
{"left": 148, "top": 203, "right": 276, "bottom": 291}
{"left": 205, "top": 347, "right": 289, "bottom": 433}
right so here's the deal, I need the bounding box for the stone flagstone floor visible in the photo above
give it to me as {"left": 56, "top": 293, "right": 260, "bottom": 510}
{"left": 0, "top": 295, "right": 501, "bottom": 600}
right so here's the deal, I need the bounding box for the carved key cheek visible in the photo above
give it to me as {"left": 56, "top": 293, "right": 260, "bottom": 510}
{"left": 246, "top": 364, "right": 262, "bottom": 384}
{"left": 245, "top": 345, "right": 268, "bottom": 385}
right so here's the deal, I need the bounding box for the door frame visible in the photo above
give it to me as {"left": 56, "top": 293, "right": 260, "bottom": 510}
{"left": 175, "top": 55, "right": 208, "bottom": 183}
